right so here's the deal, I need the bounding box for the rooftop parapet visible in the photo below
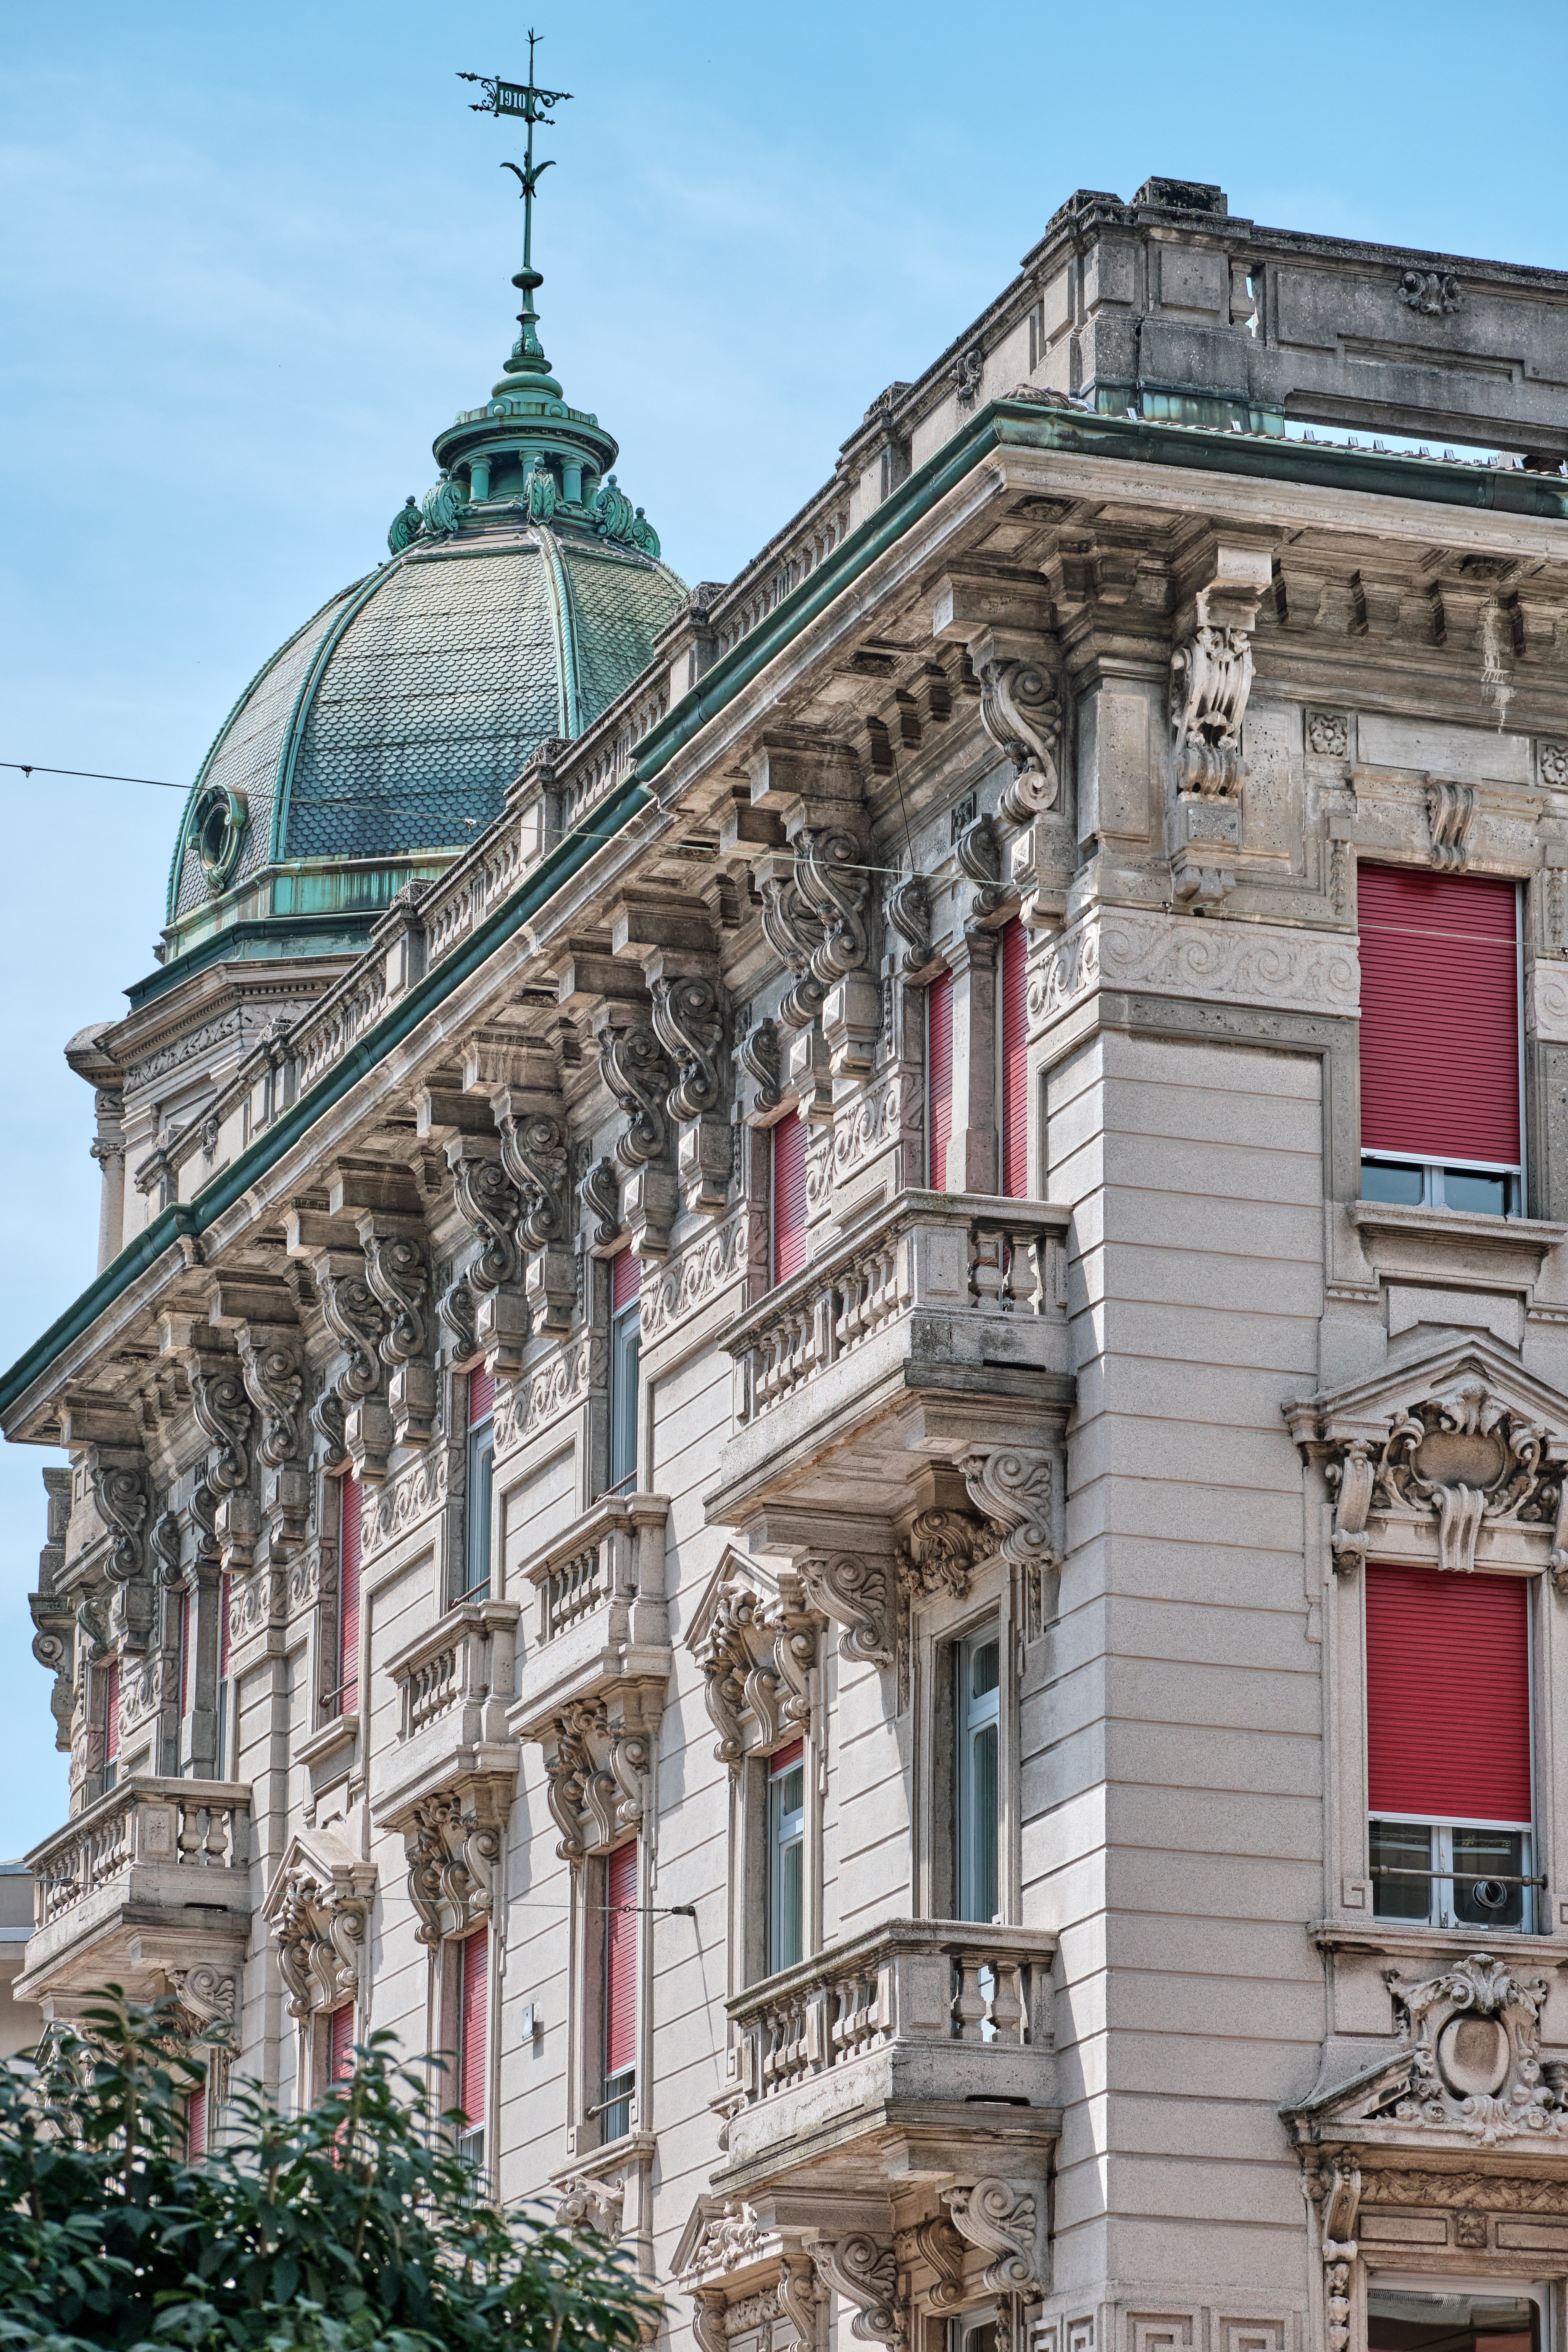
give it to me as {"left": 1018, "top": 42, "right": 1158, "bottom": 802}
{"left": 1021, "top": 176, "right": 1568, "bottom": 463}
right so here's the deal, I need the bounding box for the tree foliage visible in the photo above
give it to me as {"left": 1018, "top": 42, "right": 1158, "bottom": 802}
{"left": 0, "top": 1989, "right": 658, "bottom": 2352}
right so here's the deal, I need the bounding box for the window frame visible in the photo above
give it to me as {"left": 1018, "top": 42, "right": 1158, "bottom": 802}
{"left": 955, "top": 1620, "right": 1002, "bottom": 1926}
{"left": 608, "top": 1304, "right": 641, "bottom": 1495}
{"left": 463, "top": 1410, "right": 495, "bottom": 1603}
{"left": 766, "top": 1742, "right": 806, "bottom": 1976}
{"left": 913, "top": 1562, "right": 1023, "bottom": 1927}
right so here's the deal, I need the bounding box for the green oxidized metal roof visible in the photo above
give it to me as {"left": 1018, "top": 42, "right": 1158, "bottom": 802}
{"left": 166, "top": 518, "right": 686, "bottom": 927}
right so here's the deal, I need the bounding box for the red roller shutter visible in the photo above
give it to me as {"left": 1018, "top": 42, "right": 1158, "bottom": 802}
{"left": 1000, "top": 917, "right": 1028, "bottom": 1199}
{"left": 611, "top": 1246, "right": 642, "bottom": 1314}
{"left": 329, "top": 2000, "right": 355, "bottom": 2086}
{"left": 179, "top": 1588, "right": 191, "bottom": 1715}
{"left": 339, "top": 1479, "right": 361, "bottom": 1715}
{"left": 219, "top": 1569, "right": 231, "bottom": 1679}
{"left": 1358, "top": 865, "right": 1520, "bottom": 1165}
{"left": 770, "top": 1737, "right": 804, "bottom": 1777}
{"left": 186, "top": 2085, "right": 206, "bottom": 2157}
{"left": 928, "top": 971, "right": 954, "bottom": 1192}
{"left": 772, "top": 1115, "right": 808, "bottom": 1285}
{"left": 468, "top": 1366, "right": 495, "bottom": 1425}
{"left": 1366, "top": 1562, "right": 1531, "bottom": 1823}
{"left": 459, "top": 1926, "right": 488, "bottom": 2126}
{"left": 104, "top": 1658, "right": 119, "bottom": 1762}
{"left": 605, "top": 1841, "right": 638, "bottom": 2078}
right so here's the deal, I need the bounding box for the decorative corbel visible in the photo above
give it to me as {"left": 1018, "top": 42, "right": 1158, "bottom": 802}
{"left": 757, "top": 857, "right": 828, "bottom": 1032}
{"left": 264, "top": 1848, "right": 376, "bottom": 2020}
{"left": 943, "top": 2178, "right": 1047, "bottom": 2298}
{"left": 1316, "top": 2157, "right": 1362, "bottom": 2352}
{"left": 447, "top": 1140, "right": 528, "bottom": 1379}
{"left": 597, "top": 1013, "right": 677, "bottom": 1259}
{"left": 358, "top": 1219, "right": 435, "bottom": 1450}
{"left": 315, "top": 1253, "right": 393, "bottom": 1483}
{"left": 86, "top": 1445, "right": 156, "bottom": 1652}
{"left": 540, "top": 1694, "right": 657, "bottom": 1861}
{"left": 956, "top": 813, "right": 1006, "bottom": 919}
{"left": 1323, "top": 1440, "right": 1376, "bottom": 1579}
{"left": 778, "top": 2251, "right": 823, "bottom": 2352}
{"left": 885, "top": 873, "right": 932, "bottom": 977}
{"left": 961, "top": 1446, "right": 1060, "bottom": 1634}
{"left": 652, "top": 971, "right": 732, "bottom": 1218}
{"left": 237, "top": 1324, "right": 309, "bottom": 1560}
{"left": 691, "top": 2288, "right": 729, "bottom": 2352}
{"left": 497, "top": 1105, "right": 576, "bottom": 1335}
{"left": 1168, "top": 544, "right": 1270, "bottom": 798}
{"left": 580, "top": 1155, "right": 623, "bottom": 1249}
{"left": 556, "top": 2169, "right": 626, "bottom": 2240}
{"left": 736, "top": 1017, "right": 783, "bottom": 1117}
{"left": 191, "top": 1357, "right": 259, "bottom": 1573}
{"left": 795, "top": 1553, "right": 894, "bottom": 1670}
{"left": 797, "top": 827, "right": 877, "bottom": 1079}
{"left": 981, "top": 660, "right": 1063, "bottom": 826}
{"left": 810, "top": 2234, "right": 903, "bottom": 2347}
{"left": 1427, "top": 778, "right": 1476, "bottom": 873}
{"left": 910, "top": 2215, "right": 968, "bottom": 2312}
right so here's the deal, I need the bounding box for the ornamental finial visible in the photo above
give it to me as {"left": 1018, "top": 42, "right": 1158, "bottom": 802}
{"left": 457, "top": 31, "right": 572, "bottom": 389}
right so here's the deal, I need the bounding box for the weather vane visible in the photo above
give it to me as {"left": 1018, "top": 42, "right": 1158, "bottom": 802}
{"left": 458, "top": 30, "right": 572, "bottom": 357}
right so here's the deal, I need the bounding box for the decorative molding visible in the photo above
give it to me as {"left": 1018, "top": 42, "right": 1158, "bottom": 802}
{"left": 1400, "top": 269, "right": 1462, "bottom": 316}
{"left": 981, "top": 660, "right": 1063, "bottom": 824}
{"left": 238, "top": 1331, "right": 305, "bottom": 1471}
{"left": 1170, "top": 627, "right": 1253, "bottom": 796}
{"left": 737, "top": 1018, "right": 783, "bottom": 1113}
{"left": 677, "top": 2200, "right": 769, "bottom": 2279}
{"left": 1539, "top": 742, "right": 1568, "bottom": 791}
{"left": 957, "top": 815, "right": 1005, "bottom": 917}
{"left": 1426, "top": 779, "right": 1476, "bottom": 873}
{"left": 794, "top": 828, "right": 870, "bottom": 985}
{"left": 910, "top": 2214, "right": 968, "bottom": 2311}
{"left": 492, "top": 1332, "right": 605, "bottom": 1458}
{"left": 1303, "top": 1371, "right": 1567, "bottom": 1579}
{"left": 555, "top": 2169, "right": 625, "bottom": 2240}
{"left": 403, "top": 1789, "right": 505, "bottom": 1945}
{"left": 540, "top": 1693, "right": 657, "bottom": 1860}
{"left": 499, "top": 1112, "right": 571, "bottom": 1250}
{"left": 263, "top": 1839, "right": 376, "bottom": 2019}
{"left": 1383, "top": 1951, "right": 1555, "bottom": 2142}
{"left": 944, "top": 2176, "right": 1047, "bottom": 2297}
{"left": 361, "top": 1444, "right": 451, "bottom": 1564}
{"left": 1307, "top": 712, "right": 1350, "bottom": 760}
{"left": 693, "top": 1567, "right": 818, "bottom": 1764}
{"left": 87, "top": 1449, "right": 148, "bottom": 1587}
{"left": 640, "top": 1210, "right": 758, "bottom": 1346}
{"left": 1027, "top": 908, "right": 1360, "bottom": 1032}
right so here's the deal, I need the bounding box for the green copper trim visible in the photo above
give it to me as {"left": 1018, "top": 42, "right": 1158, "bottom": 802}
{"left": 14, "top": 395, "right": 1568, "bottom": 1429}
{"left": 536, "top": 526, "right": 582, "bottom": 738}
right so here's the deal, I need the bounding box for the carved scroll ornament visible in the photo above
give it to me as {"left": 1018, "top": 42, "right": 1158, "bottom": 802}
{"left": 652, "top": 975, "right": 726, "bottom": 1122}
{"left": 542, "top": 1695, "right": 655, "bottom": 1861}
{"left": 811, "top": 2234, "right": 902, "bottom": 2347}
{"left": 239, "top": 1332, "right": 305, "bottom": 1469}
{"left": 943, "top": 2176, "right": 1047, "bottom": 2297}
{"left": 981, "top": 659, "right": 1063, "bottom": 824}
{"left": 695, "top": 1573, "right": 818, "bottom": 1765}
{"left": 601, "top": 1021, "right": 673, "bottom": 1171}
{"left": 500, "top": 1111, "right": 571, "bottom": 1250}
{"left": 268, "top": 1860, "right": 373, "bottom": 2018}
{"left": 404, "top": 1791, "right": 503, "bottom": 1945}
{"left": 362, "top": 1231, "right": 429, "bottom": 1368}
{"left": 191, "top": 1362, "right": 253, "bottom": 1495}
{"left": 1381, "top": 1951, "right": 1561, "bottom": 2143}
{"left": 87, "top": 1451, "right": 149, "bottom": 1587}
{"left": 795, "top": 1553, "right": 894, "bottom": 1670}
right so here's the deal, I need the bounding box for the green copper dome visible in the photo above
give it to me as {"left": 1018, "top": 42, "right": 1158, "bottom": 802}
{"left": 161, "top": 305, "right": 686, "bottom": 978}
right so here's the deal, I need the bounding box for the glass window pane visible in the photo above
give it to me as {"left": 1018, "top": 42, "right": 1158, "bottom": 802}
{"left": 1444, "top": 1167, "right": 1510, "bottom": 1216}
{"left": 1368, "top": 2287, "right": 1539, "bottom": 2352}
{"left": 971, "top": 1638, "right": 1000, "bottom": 1701}
{"left": 610, "top": 1313, "right": 640, "bottom": 1491}
{"left": 1453, "top": 1825, "right": 1527, "bottom": 1930}
{"left": 972, "top": 1723, "right": 998, "bottom": 1923}
{"left": 1361, "top": 1160, "right": 1424, "bottom": 1205}
{"left": 1370, "top": 1818, "right": 1432, "bottom": 1922}
{"left": 465, "top": 1427, "right": 493, "bottom": 1597}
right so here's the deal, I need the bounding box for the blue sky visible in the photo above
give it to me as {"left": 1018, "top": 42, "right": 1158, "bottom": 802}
{"left": 3, "top": 0, "right": 1567, "bottom": 1853}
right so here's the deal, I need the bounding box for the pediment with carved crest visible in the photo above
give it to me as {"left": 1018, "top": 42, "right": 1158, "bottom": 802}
{"left": 1284, "top": 1337, "right": 1568, "bottom": 1581}
{"left": 685, "top": 1550, "right": 822, "bottom": 1770}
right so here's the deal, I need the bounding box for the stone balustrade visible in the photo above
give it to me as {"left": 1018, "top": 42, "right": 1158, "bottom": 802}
{"left": 513, "top": 1492, "right": 671, "bottom": 1733}
{"left": 374, "top": 1599, "right": 521, "bottom": 1823}
{"left": 710, "top": 1191, "right": 1072, "bottom": 1523}
{"left": 20, "top": 1777, "right": 253, "bottom": 2006}
{"left": 719, "top": 1916, "right": 1059, "bottom": 2189}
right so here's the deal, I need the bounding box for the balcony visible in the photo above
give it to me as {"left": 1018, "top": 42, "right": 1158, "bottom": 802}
{"left": 18, "top": 1778, "right": 252, "bottom": 2013}
{"left": 513, "top": 1493, "right": 672, "bottom": 1734}
{"left": 373, "top": 1599, "right": 521, "bottom": 1826}
{"left": 707, "top": 1191, "right": 1073, "bottom": 1528}
{"left": 715, "top": 1917, "right": 1060, "bottom": 2196}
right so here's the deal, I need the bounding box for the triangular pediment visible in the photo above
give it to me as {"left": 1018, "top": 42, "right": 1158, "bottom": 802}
{"left": 684, "top": 1548, "right": 781, "bottom": 1658}
{"left": 1285, "top": 1335, "right": 1568, "bottom": 1456}
{"left": 261, "top": 1825, "right": 376, "bottom": 1923}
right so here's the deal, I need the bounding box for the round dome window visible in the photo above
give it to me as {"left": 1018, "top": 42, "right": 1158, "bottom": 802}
{"left": 193, "top": 784, "right": 249, "bottom": 893}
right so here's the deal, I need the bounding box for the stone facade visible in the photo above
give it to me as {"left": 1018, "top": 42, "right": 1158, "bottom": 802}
{"left": 13, "top": 173, "right": 1568, "bottom": 2352}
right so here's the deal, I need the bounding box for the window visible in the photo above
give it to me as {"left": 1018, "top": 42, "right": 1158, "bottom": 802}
{"left": 767, "top": 1741, "right": 805, "bottom": 1974}
{"left": 178, "top": 1587, "right": 191, "bottom": 1755}
{"left": 772, "top": 1114, "right": 808, "bottom": 1286}
{"left": 335, "top": 1481, "right": 361, "bottom": 1718}
{"left": 950, "top": 2313, "right": 999, "bottom": 2352}
{"left": 999, "top": 916, "right": 1028, "bottom": 1200}
{"left": 215, "top": 1570, "right": 231, "bottom": 1778}
{"left": 326, "top": 2000, "right": 354, "bottom": 2096}
{"left": 103, "top": 1657, "right": 119, "bottom": 1794}
{"left": 928, "top": 970, "right": 954, "bottom": 1192}
{"left": 463, "top": 1370, "right": 495, "bottom": 1601}
{"left": 601, "top": 1839, "right": 637, "bottom": 2141}
{"left": 956, "top": 1623, "right": 1000, "bottom": 1923}
{"left": 1368, "top": 2281, "right": 1543, "bottom": 2352}
{"left": 457, "top": 1925, "right": 487, "bottom": 2171}
{"left": 609, "top": 1251, "right": 641, "bottom": 1495}
{"left": 1358, "top": 866, "right": 1522, "bottom": 1215}
{"left": 1366, "top": 1563, "right": 1536, "bottom": 1931}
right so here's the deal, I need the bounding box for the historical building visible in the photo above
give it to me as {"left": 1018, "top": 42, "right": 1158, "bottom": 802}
{"left": 13, "top": 149, "right": 1568, "bottom": 2352}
